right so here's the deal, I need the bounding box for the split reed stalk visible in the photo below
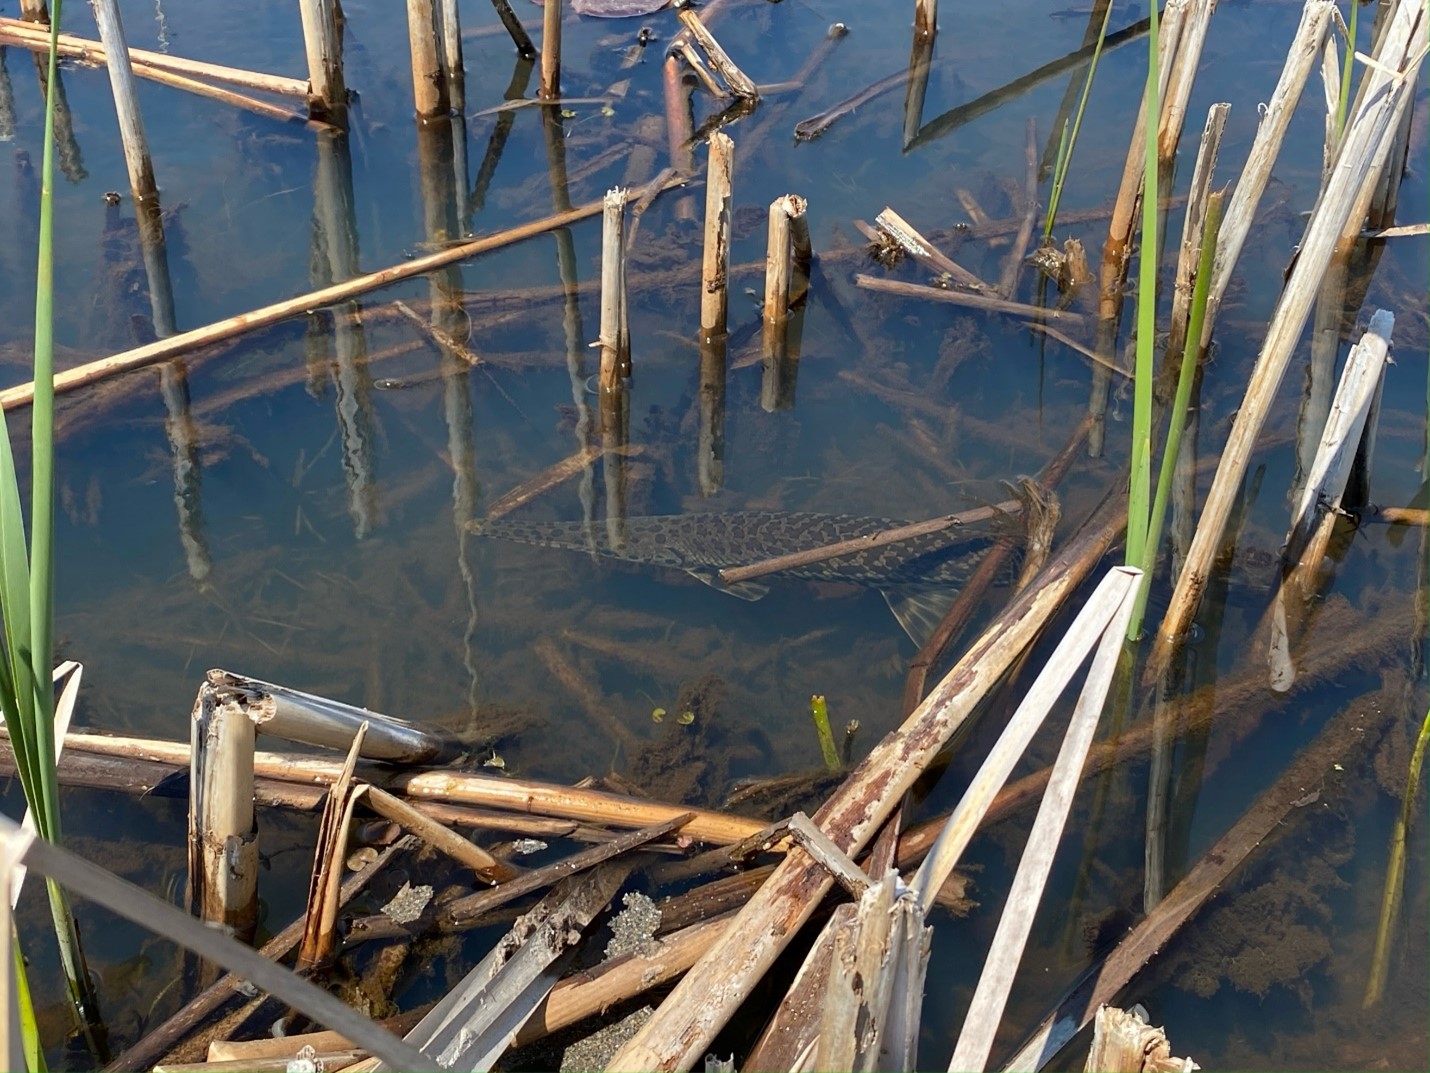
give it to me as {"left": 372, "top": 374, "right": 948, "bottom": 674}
{"left": 1153, "top": 0, "right": 1425, "bottom": 673}
{"left": 598, "top": 188, "right": 629, "bottom": 393}
{"left": 699, "top": 133, "right": 734, "bottom": 339}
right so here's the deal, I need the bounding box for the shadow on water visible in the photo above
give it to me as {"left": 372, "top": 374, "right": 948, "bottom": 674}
{"left": 0, "top": 0, "right": 1424, "bottom": 1067}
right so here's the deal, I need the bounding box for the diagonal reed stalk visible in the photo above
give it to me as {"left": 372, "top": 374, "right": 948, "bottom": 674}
{"left": 0, "top": 0, "right": 106, "bottom": 1063}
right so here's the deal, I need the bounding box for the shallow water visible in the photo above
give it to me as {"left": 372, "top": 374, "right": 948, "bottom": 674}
{"left": 0, "top": 0, "right": 1426, "bottom": 1068}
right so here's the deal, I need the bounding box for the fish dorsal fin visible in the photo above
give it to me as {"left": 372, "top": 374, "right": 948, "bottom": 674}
{"left": 882, "top": 587, "right": 958, "bottom": 646}
{"left": 687, "top": 568, "right": 770, "bottom": 602}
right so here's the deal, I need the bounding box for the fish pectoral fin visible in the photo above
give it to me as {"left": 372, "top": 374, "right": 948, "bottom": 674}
{"left": 687, "top": 569, "right": 770, "bottom": 601}
{"left": 883, "top": 588, "right": 958, "bottom": 646}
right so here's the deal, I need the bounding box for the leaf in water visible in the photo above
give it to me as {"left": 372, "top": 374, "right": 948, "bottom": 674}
{"left": 571, "top": 0, "right": 670, "bottom": 17}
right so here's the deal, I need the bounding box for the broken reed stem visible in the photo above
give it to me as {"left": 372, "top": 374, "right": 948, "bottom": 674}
{"left": 295, "top": 0, "right": 346, "bottom": 119}
{"left": 406, "top": 0, "right": 449, "bottom": 118}
{"left": 1155, "top": 0, "right": 1216, "bottom": 170}
{"left": 903, "top": 0, "right": 937, "bottom": 146}
{"left": 1152, "top": 0, "right": 1425, "bottom": 675}
{"left": 539, "top": 0, "right": 561, "bottom": 99}
{"left": 0, "top": 18, "right": 308, "bottom": 96}
{"left": 1199, "top": 0, "right": 1335, "bottom": 352}
{"left": 761, "top": 194, "right": 806, "bottom": 333}
{"left": 438, "top": 0, "right": 465, "bottom": 112}
{"left": 870, "top": 207, "right": 987, "bottom": 290}
{"left": 187, "top": 687, "right": 259, "bottom": 944}
{"left": 361, "top": 786, "right": 521, "bottom": 885}
{"left": 490, "top": 0, "right": 538, "bottom": 58}
{"left": 107, "top": 839, "right": 411, "bottom": 1073}
{"left": 123, "top": 59, "right": 312, "bottom": 126}
{"left": 1164, "top": 102, "right": 1229, "bottom": 369}
{"left": 90, "top": 0, "right": 157, "bottom": 203}
{"left": 598, "top": 187, "right": 630, "bottom": 392}
{"left": 700, "top": 132, "right": 734, "bottom": 339}
{"left": 605, "top": 492, "right": 1125, "bottom": 1071}
{"left": 0, "top": 173, "right": 681, "bottom": 410}
{"left": 674, "top": 0, "right": 759, "bottom": 101}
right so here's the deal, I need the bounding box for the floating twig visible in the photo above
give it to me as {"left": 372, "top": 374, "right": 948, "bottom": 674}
{"left": 870, "top": 207, "right": 987, "bottom": 290}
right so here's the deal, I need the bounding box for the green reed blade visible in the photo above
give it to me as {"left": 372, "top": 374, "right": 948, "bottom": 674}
{"left": 1044, "top": 0, "right": 1115, "bottom": 240}
{"left": 1124, "top": 0, "right": 1160, "bottom": 621}
{"left": 1129, "top": 192, "right": 1224, "bottom": 639}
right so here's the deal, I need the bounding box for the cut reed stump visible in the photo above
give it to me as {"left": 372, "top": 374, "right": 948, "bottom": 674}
{"left": 406, "top": 0, "right": 450, "bottom": 119}
{"left": 761, "top": 193, "right": 809, "bottom": 412}
{"left": 700, "top": 132, "right": 734, "bottom": 339}
{"left": 540, "top": 0, "right": 561, "bottom": 99}
{"left": 297, "top": 0, "right": 347, "bottom": 119}
{"left": 187, "top": 680, "right": 261, "bottom": 944}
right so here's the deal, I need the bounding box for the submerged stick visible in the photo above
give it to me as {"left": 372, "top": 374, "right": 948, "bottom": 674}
{"left": 855, "top": 275, "right": 1089, "bottom": 327}
{"left": 0, "top": 174, "right": 682, "bottom": 410}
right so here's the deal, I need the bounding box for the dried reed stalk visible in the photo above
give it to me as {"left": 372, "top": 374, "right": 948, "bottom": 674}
{"left": 54, "top": 731, "right": 766, "bottom": 846}
{"left": 0, "top": 174, "right": 680, "bottom": 410}
{"left": 187, "top": 684, "right": 260, "bottom": 943}
{"left": 90, "top": 0, "right": 156, "bottom": 202}
{"left": 903, "top": 0, "right": 937, "bottom": 146}
{"left": 1151, "top": 0, "right": 1425, "bottom": 675}
{"left": 674, "top": 0, "right": 758, "bottom": 101}
{"left": 296, "top": 0, "right": 346, "bottom": 117}
{"left": 296, "top": 727, "right": 368, "bottom": 972}
{"left": 598, "top": 187, "right": 630, "bottom": 392}
{"left": 0, "top": 17, "right": 308, "bottom": 95}
{"left": 539, "top": 0, "right": 561, "bottom": 99}
{"left": 604, "top": 492, "right": 1124, "bottom": 1071}
{"left": 1197, "top": 0, "right": 1335, "bottom": 352}
{"left": 700, "top": 132, "right": 734, "bottom": 338}
{"left": 406, "top": 0, "right": 449, "bottom": 118}
{"left": 1163, "top": 102, "right": 1228, "bottom": 367}
{"left": 856, "top": 275, "right": 1089, "bottom": 327}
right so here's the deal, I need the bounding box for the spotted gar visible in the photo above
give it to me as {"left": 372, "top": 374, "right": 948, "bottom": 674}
{"left": 469, "top": 511, "right": 1002, "bottom": 643}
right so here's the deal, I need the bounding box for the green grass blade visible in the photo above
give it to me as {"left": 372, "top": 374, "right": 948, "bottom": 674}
{"left": 27, "top": 0, "right": 61, "bottom": 847}
{"left": 1044, "top": 0, "right": 1116, "bottom": 240}
{"left": 1123, "top": 0, "right": 1160, "bottom": 619}
{"left": 1129, "top": 192, "right": 1224, "bottom": 638}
